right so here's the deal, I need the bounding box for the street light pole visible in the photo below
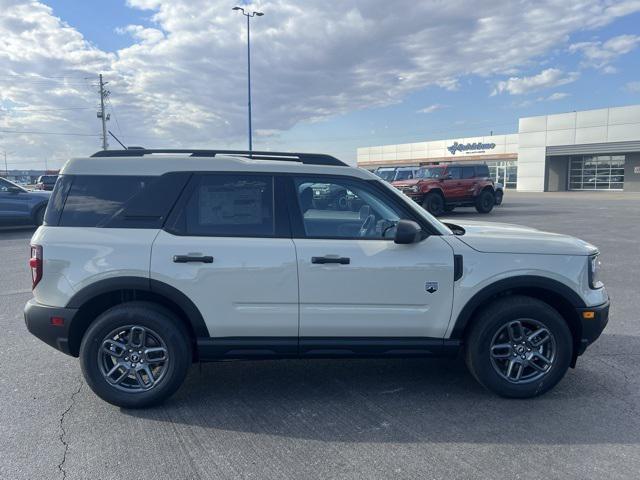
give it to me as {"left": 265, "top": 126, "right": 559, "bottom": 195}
{"left": 233, "top": 6, "right": 264, "bottom": 153}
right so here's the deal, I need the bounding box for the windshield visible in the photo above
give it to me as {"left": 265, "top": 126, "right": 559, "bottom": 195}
{"left": 416, "top": 167, "right": 445, "bottom": 179}
{"left": 0, "top": 177, "right": 27, "bottom": 193}
{"left": 376, "top": 169, "right": 396, "bottom": 181}
{"left": 394, "top": 169, "right": 415, "bottom": 181}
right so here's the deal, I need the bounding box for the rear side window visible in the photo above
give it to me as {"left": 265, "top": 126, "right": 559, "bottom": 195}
{"left": 475, "top": 165, "right": 490, "bottom": 177}
{"left": 46, "top": 173, "right": 190, "bottom": 228}
{"left": 462, "top": 167, "right": 475, "bottom": 179}
{"left": 169, "top": 174, "right": 275, "bottom": 237}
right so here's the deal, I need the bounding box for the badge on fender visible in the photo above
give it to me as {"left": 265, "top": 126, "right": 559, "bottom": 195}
{"left": 425, "top": 281, "right": 438, "bottom": 293}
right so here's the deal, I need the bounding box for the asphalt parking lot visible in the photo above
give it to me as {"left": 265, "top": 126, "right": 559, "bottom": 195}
{"left": 1, "top": 191, "right": 640, "bottom": 480}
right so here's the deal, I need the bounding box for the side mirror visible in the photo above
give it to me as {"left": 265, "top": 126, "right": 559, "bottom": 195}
{"left": 440, "top": 174, "right": 451, "bottom": 180}
{"left": 7, "top": 186, "right": 22, "bottom": 194}
{"left": 394, "top": 219, "right": 423, "bottom": 244}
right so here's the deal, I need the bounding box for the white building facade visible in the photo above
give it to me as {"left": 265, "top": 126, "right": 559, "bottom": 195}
{"left": 357, "top": 104, "right": 640, "bottom": 192}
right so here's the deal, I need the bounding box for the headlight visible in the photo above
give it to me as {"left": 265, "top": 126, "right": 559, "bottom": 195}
{"left": 589, "top": 254, "right": 603, "bottom": 289}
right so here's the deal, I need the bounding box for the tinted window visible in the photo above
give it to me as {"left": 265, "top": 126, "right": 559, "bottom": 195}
{"left": 173, "top": 174, "right": 274, "bottom": 236}
{"left": 448, "top": 167, "right": 462, "bottom": 179}
{"left": 475, "top": 165, "right": 490, "bottom": 177}
{"left": 294, "top": 177, "right": 403, "bottom": 239}
{"left": 48, "top": 173, "right": 190, "bottom": 228}
{"left": 462, "top": 167, "right": 475, "bottom": 179}
{"left": 59, "top": 176, "right": 152, "bottom": 227}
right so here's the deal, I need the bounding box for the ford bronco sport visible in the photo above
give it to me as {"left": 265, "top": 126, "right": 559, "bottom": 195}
{"left": 24, "top": 149, "right": 609, "bottom": 408}
{"left": 392, "top": 163, "right": 496, "bottom": 215}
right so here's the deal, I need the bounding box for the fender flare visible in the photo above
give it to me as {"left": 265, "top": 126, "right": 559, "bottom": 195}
{"left": 65, "top": 276, "right": 209, "bottom": 337}
{"left": 449, "top": 275, "right": 586, "bottom": 339}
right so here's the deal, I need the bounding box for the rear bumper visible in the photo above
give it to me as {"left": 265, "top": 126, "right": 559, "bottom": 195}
{"left": 576, "top": 300, "right": 609, "bottom": 355}
{"left": 24, "top": 299, "right": 78, "bottom": 356}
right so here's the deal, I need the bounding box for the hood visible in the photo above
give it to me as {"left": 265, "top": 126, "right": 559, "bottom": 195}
{"left": 26, "top": 190, "right": 51, "bottom": 197}
{"left": 444, "top": 219, "right": 598, "bottom": 256}
{"left": 392, "top": 178, "right": 437, "bottom": 188}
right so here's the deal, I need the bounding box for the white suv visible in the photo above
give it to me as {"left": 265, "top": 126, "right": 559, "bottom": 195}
{"left": 24, "top": 149, "right": 609, "bottom": 408}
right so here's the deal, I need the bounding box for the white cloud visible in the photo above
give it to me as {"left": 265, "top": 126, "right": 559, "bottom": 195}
{"left": 545, "top": 92, "right": 570, "bottom": 101}
{"left": 625, "top": 81, "right": 640, "bottom": 93}
{"left": 1, "top": 0, "right": 640, "bottom": 168}
{"left": 492, "top": 69, "right": 579, "bottom": 96}
{"left": 569, "top": 34, "right": 640, "bottom": 70}
{"left": 417, "top": 104, "right": 447, "bottom": 114}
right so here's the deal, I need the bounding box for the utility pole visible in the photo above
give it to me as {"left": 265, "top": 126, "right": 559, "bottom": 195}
{"left": 97, "top": 74, "right": 110, "bottom": 150}
{"left": 233, "top": 7, "right": 264, "bottom": 152}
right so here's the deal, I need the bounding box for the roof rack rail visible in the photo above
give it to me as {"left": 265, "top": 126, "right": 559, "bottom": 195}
{"left": 90, "top": 149, "right": 348, "bottom": 167}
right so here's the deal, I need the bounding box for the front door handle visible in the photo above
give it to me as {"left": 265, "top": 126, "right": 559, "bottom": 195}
{"left": 173, "top": 255, "right": 214, "bottom": 264}
{"left": 311, "top": 256, "right": 350, "bottom": 265}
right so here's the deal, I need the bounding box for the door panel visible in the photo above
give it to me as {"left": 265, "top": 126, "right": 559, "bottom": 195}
{"left": 294, "top": 235, "right": 454, "bottom": 338}
{"left": 151, "top": 231, "right": 299, "bottom": 337}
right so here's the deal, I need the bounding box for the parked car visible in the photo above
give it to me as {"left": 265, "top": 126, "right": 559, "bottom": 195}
{"left": 0, "top": 177, "right": 50, "bottom": 225}
{"left": 494, "top": 183, "right": 504, "bottom": 205}
{"left": 25, "top": 149, "right": 608, "bottom": 407}
{"left": 35, "top": 175, "right": 58, "bottom": 191}
{"left": 392, "top": 163, "right": 496, "bottom": 215}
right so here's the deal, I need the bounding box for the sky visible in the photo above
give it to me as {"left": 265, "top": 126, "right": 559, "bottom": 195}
{"left": 1, "top": 0, "right": 640, "bottom": 170}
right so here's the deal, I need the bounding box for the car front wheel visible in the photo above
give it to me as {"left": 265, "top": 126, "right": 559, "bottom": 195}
{"left": 422, "top": 192, "right": 445, "bottom": 216}
{"left": 464, "top": 296, "right": 572, "bottom": 398}
{"left": 475, "top": 190, "right": 495, "bottom": 213}
{"left": 80, "top": 301, "right": 192, "bottom": 408}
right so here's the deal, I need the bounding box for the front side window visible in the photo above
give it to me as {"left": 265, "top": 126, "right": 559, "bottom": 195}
{"left": 173, "top": 174, "right": 274, "bottom": 236}
{"left": 294, "top": 177, "right": 404, "bottom": 239}
{"left": 448, "top": 167, "right": 462, "bottom": 180}
{"left": 417, "top": 167, "right": 444, "bottom": 179}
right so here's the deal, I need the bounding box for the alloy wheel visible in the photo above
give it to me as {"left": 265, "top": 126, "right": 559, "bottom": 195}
{"left": 489, "top": 319, "right": 557, "bottom": 383}
{"left": 98, "top": 325, "right": 169, "bottom": 392}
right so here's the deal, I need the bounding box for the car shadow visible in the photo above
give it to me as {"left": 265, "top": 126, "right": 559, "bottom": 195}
{"left": 123, "top": 333, "right": 640, "bottom": 445}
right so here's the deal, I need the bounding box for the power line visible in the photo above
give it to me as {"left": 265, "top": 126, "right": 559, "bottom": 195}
{"left": 0, "top": 129, "right": 100, "bottom": 137}
{"left": 3, "top": 106, "right": 94, "bottom": 112}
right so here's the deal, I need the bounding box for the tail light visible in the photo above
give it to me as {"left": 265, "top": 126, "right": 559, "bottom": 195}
{"left": 29, "top": 245, "right": 43, "bottom": 289}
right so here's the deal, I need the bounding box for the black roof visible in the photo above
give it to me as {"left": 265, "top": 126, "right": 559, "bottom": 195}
{"left": 90, "top": 149, "right": 348, "bottom": 167}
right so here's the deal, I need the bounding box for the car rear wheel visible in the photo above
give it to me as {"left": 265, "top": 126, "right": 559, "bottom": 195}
{"left": 80, "top": 301, "right": 191, "bottom": 408}
{"left": 475, "top": 190, "right": 495, "bottom": 213}
{"left": 422, "top": 192, "right": 445, "bottom": 216}
{"left": 464, "top": 296, "right": 572, "bottom": 398}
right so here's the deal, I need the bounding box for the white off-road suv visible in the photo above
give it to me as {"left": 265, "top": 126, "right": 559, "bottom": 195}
{"left": 25, "top": 149, "right": 609, "bottom": 408}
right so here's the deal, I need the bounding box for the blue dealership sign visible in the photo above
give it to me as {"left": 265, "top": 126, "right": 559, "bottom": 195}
{"left": 447, "top": 141, "right": 496, "bottom": 155}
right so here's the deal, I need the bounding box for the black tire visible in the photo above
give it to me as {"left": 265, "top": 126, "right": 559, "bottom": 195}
{"left": 475, "top": 190, "right": 495, "bottom": 213}
{"left": 494, "top": 190, "right": 503, "bottom": 206}
{"left": 33, "top": 206, "right": 46, "bottom": 226}
{"left": 80, "top": 301, "right": 192, "bottom": 408}
{"left": 464, "top": 296, "right": 572, "bottom": 398}
{"left": 422, "top": 192, "right": 445, "bottom": 216}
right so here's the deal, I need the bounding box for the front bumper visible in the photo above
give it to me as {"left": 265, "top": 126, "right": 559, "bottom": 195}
{"left": 576, "top": 300, "right": 609, "bottom": 355}
{"left": 24, "top": 298, "right": 78, "bottom": 356}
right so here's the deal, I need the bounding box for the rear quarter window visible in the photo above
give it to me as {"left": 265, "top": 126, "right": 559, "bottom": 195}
{"left": 46, "top": 173, "right": 190, "bottom": 228}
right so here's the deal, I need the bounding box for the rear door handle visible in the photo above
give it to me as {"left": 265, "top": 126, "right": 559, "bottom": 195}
{"left": 311, "top": 256, "right": 350, "bottom": 265}
{"left": 173, "top": 255, "right": 214, "bottom": 263}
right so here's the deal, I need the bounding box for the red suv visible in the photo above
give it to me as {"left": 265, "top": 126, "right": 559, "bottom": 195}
{"left": 392, "top": 163, "right": 495, "bottom": 215}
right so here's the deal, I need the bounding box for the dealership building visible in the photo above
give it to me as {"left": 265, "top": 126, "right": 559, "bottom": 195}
{"left": 357, "top": 104, "right": 640, "bottom": 192}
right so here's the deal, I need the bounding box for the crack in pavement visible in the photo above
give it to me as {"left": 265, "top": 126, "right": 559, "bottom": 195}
{"left": 57, "top": 377, "right": 83, "bottom": 480}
